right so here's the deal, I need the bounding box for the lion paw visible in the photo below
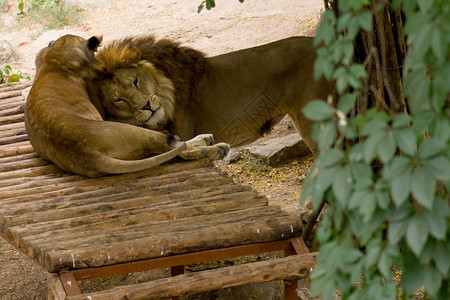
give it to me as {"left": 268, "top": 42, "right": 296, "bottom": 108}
{"left": 179, "top": 142, "right": 230, "bottom": 161}
{"left": 186, "top": 134, "right": 215, "bottom": 148}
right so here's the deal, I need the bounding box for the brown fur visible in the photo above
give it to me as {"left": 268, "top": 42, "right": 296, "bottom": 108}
{"left": 93, "top": 35, "right": 335, "bottom": 155}
{"left": 25, "top": 34, "right": 189, "bottom": 178}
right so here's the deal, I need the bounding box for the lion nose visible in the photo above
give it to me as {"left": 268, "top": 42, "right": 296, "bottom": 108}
{"left": 142, "top": 101, "right": 153, "bottom": 112}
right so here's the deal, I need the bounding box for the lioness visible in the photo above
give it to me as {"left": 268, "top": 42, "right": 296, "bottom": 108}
{"left": 92, "top": 36, "right": 334, "bottom": 155}
{"left": 25, "top": 34, "right": 224, "bottom": 178}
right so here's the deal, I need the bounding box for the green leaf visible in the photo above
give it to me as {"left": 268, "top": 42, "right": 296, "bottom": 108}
{"left": 431, "top": 28, "right": 444, "bottom": 62}
{"left": 378, "top": 130, "right": 396, "bottom": 164}
{"left": 314, "top": 11, "right": 336, "bottom": 47}
{"left": 7, "top": 74, "right": 20, "bottom": 82}
{"left": 348, "top": 188, "right": 371, "bottom": 210}
{"left": 390, "top": 167, "right": 412, "bottom": 207}
{"left": 388, "top": 219, "right": 407, "bottom": 245}
{"left": 332, "top": 165, "right": 352, "bottom": 207}
{"left": 348, "top": 143, "right": 365, "bottom": 162}
{"left": 363, "top": 131, "right": 385, "bottom": 163}
{"left": 424, "top": 209, "right": 446, "bottom": 240}
{"left": 314, "top": 56, "right": 333, "bottom": 80}
{"left": 402, "top": 254, "right": 426, "bottom": 294}
{"left": 394, "top": 128, "right": 416, "bottom": 156}
{"left": 378, "top": 249, "right": 393, "bottom": 278}
{"left": 361, "top": 119, "right": 387, "bottom": 136}
{"left": 382, "top": 155, "right": 411, "bottom": 180}
{"left": 418, "top": 137, "right": 445, "bottom": 159}
{"left": 337, "top": 93, "right": 356, "bottom": 115}
{"left": 406, "top": 215, "right": 429, "bottom": 256}
{"left": 430, "top": 116, "right": 450, "bottom": 141}
{"left": 302, "top": 100, "right": 334, "bottom": 121}
{"left": 411, "top": 166, "right": 436, "bottom": 209}
{"left": 358, "top": 191, "right": 376, "bottom": 221}
{"left": 423, "top": 264, "right": 442, "bottom": 297}
{"left": 392, "top": 113, "right": 412, "bottom": 128}
{"left": 423, "top": 156, "right": 450, "bottom": 181}
{"left": 205, "top": 0, "right": 215, "bottom": 10}
{"left": 434, "top": 241, "right": 450, "bottom": 275}
{"left": 319, "top": 148, "right": 345, "bottom": 167}
{"left": 349, "top": 64, "right": 367, "bottom": 78}
{"left": 357, "top": 10, "right": 372, "bottom": 31}
{"left": 317, "top": 122, "right": 336, "bottom": 150}
{"left": 403, "top": 71, "right": 430, "bottom": 114}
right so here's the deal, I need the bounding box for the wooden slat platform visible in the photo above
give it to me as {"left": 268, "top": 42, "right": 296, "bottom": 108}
{"left": 0, "top": 82, "right": 315, "bottom": 299}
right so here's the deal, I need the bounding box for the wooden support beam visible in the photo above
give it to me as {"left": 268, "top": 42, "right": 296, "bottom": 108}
{"left": 47, "top": 273, "right": 67, "bottom": 300}
{"left": 65, "top": 253, "right": 316, "bottom": 300}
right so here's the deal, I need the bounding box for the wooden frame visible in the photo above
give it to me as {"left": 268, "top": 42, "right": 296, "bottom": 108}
{"left": 0, "top": 82, "right": 316, "bottom": 300}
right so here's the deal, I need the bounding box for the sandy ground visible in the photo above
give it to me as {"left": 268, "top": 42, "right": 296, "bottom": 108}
{"left": 0, "top": 1, "right": 324, "bottom": 299}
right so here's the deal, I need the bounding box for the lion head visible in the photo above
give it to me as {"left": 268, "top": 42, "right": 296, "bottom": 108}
{"left": 93, "top": 44, "right": 175, "bottom": 128}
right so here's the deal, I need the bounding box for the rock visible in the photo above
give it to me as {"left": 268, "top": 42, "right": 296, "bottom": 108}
{"left": 246, "top": 133, "right": 310, "bottom": 165}
{"left": 218, "top": 281, "right": 282, "bottom": 300}
{"left": 0, "top": 40, "right": 19, "bottom": 65}
{"left": 222, "top": 148, "right": 242, "bottom": 164}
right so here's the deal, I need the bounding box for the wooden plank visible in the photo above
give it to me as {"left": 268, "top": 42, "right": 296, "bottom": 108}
{"left": 0, "top": 169, "right": 231, "bottom": 208}
{"left": 0, "top": 113, "right": 24, "bottom": 125}
{"left": 0, "top": 134, "right": 28, "bottom": 145}
{"left": 0, "top": 96, "right": 24, "bottom": 110}
{"left": 43, "top": 214, "right": 302, "bottom": 272}
{"left": 0, "top": 157, "right": 50, "bottom": 173}
{"left": 0, "top": 141, "right": 34, "bottom": 158}
{"left": 0, "top": 121, "right": 25, "bottom": 132}
{"left": 25, "top": 202, "right": 275, "bottom": 259}
{"left": 0, "top": 127, "right": 27, "bottom": 139}
{"left": 47, "top": 273, "right": 67, "bottom": 300}
{"left": 2, "top": 181, "right": 249, "bottom": 216}
{"left": 7, "top": 184, "right": 251, "bottom": 240}
{"left": 0, "top": 164, "right": 63, "bottom": 180}
{"left": 8, "top": 190, "right": 265, "bottom": 242}
{"left": 0, "top": 105, "right": 24, "bottom": 118}
{"left": 0, "top": 81, "right": 32, "bottom": 95}
{"left": 65, "top": 253, "right": 316, "bottom": 300}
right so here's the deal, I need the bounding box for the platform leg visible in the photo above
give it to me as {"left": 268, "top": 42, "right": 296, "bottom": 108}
{"left": 47, "top": 273, "right": 67, "bottom": 300}
{"left": 284, "top": 279, "right": 298, "bottom": 300}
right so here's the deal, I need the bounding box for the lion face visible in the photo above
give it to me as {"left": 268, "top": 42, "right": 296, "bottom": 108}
{"left": 98, "top": 62, "right": 175, "bottom": 128}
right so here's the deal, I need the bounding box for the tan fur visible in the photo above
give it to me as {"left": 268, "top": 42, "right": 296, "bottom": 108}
{"left": 93, "top": 36, "right": 334, "bottom": 155}
{"left": 24, "top": 34, "right": 189, "bottom": 178}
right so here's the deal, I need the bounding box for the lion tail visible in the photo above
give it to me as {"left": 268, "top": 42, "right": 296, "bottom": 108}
{"left": 94, "top": 142, "right": 186, "bottom": 176}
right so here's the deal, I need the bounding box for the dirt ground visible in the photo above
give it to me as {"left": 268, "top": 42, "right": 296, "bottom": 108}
{"left": 0, "top": 1, "right": 324, "bottom": 299}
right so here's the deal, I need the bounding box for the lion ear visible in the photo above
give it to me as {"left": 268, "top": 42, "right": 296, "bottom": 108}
{"left": 88, "top": 36, "right": 103, "bottom": 52}
{"left": 124, "top": 46, "right": 142, "bottom": 64}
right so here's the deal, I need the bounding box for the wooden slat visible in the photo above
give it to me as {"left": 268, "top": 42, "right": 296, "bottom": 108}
{"left": 7, "top": 184, "right": 250, "bottom": 240}
{"left": 0, "top": 113, "right": 24, "bottom": 125}
{"left": 0, "top": 140, "right": 34, "bottom": 158}
{"left": 43, "top": 213, "right": 301, "bottom": 272}
{"left": 65, "top": 253, "right": 316, "bottom": 300}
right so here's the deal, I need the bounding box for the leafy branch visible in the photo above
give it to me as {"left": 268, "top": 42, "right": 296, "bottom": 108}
{"left": 302, "top": 0, "right": 449, "bottom": 299}
{"left": 198, "top": 0, "right": 244, "bottom": 13}
{"left": 0, "top": 65, "right": 31, "bottom": 84}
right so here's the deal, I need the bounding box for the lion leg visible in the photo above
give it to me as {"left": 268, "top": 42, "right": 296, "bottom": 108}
{"left": 185, "top": 134, "right": 215, "bottom": 148}
{"left": 290, "top": 114, "right": 318, "bottom": 156}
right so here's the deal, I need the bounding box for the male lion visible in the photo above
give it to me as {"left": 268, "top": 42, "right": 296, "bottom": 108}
{"left": 25, "top": 34, "right": 226, "bottom": 178}
{"left": 92, "top": 35, "right": 334, "bottom": 155}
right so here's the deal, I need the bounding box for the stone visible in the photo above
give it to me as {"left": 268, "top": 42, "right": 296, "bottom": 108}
{"left": 0, "top": 40, "right": 19, "bottom": 65}
{"left": 246, "top": 133, "right": 310, "bottom": 165}
{"left": 222, "top": 148, "right": 242, "bottom": 164}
